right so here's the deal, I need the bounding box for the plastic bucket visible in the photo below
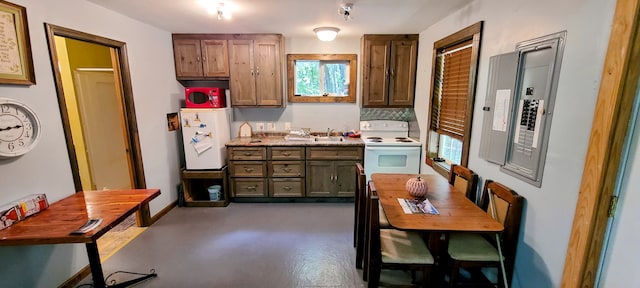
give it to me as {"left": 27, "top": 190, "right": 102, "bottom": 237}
{"left": 208, "top": 185, "right": 221, "bottom": 201}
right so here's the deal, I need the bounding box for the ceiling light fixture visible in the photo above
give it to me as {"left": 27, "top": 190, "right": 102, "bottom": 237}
{"left": 314, "top": 27, "right": 340, "bottom": 41}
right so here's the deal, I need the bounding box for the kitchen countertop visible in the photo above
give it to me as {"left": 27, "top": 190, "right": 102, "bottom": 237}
{"left": 226, "top": 136, "right": 364, "bottom": 147}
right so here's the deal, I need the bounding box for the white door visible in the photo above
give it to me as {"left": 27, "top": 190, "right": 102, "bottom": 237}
{"left": 74, "top": 69, "right": 133, "bottom": 190}
{"left": 597, "top": 91, "right": 640, "bottom": 287}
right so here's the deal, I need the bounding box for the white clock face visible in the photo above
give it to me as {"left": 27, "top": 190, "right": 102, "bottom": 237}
{"left": 0, "top": 98, "right": 41, "bottom": 157}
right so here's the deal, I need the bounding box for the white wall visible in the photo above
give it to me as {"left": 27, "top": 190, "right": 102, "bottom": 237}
{"left": 229, "top": 36, "right": 362, "bottom": 135}
{"left": 414, "top": 0, "right": 616, "bottom": 287}
{"left": 0, "top": 0, "right": 181, "bottom": 286}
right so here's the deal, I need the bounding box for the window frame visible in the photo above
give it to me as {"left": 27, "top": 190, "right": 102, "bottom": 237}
{"left": 287, "top": 54, "right": 357, "bottom": 103}
{"left": 426, "top": 21, "right": 483, "bottom": 177}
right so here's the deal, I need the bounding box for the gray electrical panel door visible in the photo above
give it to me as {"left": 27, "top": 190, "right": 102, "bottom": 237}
{"left": 479, "top": 52, "right": 519, "bottom": 164}
{"left": 501, "top": 31, "right": 566, "bottom": 187}
{"left": 479, "top": 31, "right": 565, "bottom": 187}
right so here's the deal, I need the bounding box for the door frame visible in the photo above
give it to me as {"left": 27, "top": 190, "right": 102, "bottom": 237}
{"left": 44, "top": 24, "right": 146, "bottom": 191}
{"left": 562, "top": 0, "right": 640, "bottom": 286}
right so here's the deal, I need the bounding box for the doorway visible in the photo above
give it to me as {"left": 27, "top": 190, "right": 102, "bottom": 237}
{"left": 44, "top": 24, "right": 147, "bottom": 261}
{"left": 44, "top": 24, "right": 146, "bottom": 192}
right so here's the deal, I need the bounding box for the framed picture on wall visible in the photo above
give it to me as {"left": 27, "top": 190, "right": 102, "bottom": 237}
{"left": 0, "top": 0, "right": 34, "bottom": 85}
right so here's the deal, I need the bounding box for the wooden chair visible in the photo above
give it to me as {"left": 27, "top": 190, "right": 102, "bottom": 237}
{"left": 365, "top": 181, "right": 434, "bottom": 288}
{"left": 446, "top": 180, "right": 524, "bottom": 288}
{"left": 354, "top": 163, "right": 367, "bottom": 268}
{"left": 449, "top": 164, "right": 479, "bottom": 204}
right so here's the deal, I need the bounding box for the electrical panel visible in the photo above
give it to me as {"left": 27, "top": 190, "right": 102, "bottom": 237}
{"left": 479, "top": 31, "right": 566, "bottom": 187}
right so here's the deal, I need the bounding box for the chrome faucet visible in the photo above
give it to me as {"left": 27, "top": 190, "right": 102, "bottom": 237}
{"left": 327, "top": 128, "right": 336, "bottom": 137}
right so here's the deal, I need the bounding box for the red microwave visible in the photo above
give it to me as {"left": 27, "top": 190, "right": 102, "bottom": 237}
{"left": 185, "top": 87, "right": 226, "bottom": 108}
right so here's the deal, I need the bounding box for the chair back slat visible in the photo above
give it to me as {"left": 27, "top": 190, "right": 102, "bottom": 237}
{"left": 449, "top": 164, "right": 479, "bottom": 203}
{"left": 480, "top": 180, "right": 524, "bottom": 284}
{"left": 354, "top": 163, "right": 367, "bottom": 268}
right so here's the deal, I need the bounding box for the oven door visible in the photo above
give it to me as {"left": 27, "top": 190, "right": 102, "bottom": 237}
{"left": 364, "top": 146, "right": 421, "bottom": 181}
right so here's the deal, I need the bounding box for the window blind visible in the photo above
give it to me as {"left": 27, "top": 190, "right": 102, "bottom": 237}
{"left": 430, "top": 40, "right": 473, "bottom": 140}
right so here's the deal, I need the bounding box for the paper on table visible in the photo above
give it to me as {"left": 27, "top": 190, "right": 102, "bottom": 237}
{"left": 397, "top": 198, "right": 439, "bottom": 215}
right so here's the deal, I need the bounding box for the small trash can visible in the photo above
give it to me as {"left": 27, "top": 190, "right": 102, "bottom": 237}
{"left": 208, "top": 185, "right": 221, "bottom": 201}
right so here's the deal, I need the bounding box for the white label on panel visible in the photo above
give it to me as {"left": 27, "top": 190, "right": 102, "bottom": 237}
{"left": 532, "top": 99, "right": 544, "bottom": 148}
{"left": 492, "top": 89, "right": 511, "bottom": 132}
{"left": 513, "top": 100, "right": 525, "bottom": 144}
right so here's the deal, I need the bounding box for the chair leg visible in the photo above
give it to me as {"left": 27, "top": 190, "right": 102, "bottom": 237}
{"left": 448, "top": 262, "right": 458, "bottom": 288}
{"left": 353, "top": 199, "right": 359, "bottom": 247}
{"left": 356, "top": 235, "right": 364, "bottom": 269}
{"left": 422, "top": 267, "right": 431, "bottom": 288}
{"left": 366, "top": 260, "right": 380, "bottom": 288}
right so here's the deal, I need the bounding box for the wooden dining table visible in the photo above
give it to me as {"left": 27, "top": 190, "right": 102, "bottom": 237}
{"left": 371, "top": 173, "right": 503, "bottom": 281}
{"left": 0, "top": 189, "right": 161, "bottom": 287}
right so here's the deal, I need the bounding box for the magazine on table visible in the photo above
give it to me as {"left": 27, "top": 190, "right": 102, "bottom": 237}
{"left": 397, "top": 198, "right": 439, "bottom": 215}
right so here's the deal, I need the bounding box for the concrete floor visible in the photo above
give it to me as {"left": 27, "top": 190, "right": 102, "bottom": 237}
{"left": 79, "top": 202, "right": 417, "bottom": 287}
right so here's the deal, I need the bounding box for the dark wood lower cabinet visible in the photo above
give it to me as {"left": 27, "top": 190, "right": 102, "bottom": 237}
{"left": 227, "top": 145, "right": 362, "bottom": 200}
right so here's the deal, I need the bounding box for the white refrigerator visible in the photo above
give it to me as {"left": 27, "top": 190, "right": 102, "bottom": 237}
{"left": 179, "top": 108, "right": 231, "bottom": 170}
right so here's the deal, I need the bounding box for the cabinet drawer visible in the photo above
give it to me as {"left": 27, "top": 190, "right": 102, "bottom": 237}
{"left": 228, "top": 147, "right": 266, "bottom": 160}
{"left": 230, "top": 162, "right": 267, "bottom": 177}
{"left": 232, "top": 179, "right": 267, "bottom": 197}
{"left": 270, "top": 178, "right": 304, "bottom": 197}
{"left": 306, "top": 147, "right": 363, "bottom": 160}
{"left": 269, "top": 147, "right": 305, "bottom": 160}
{"left": 270, "top": 161, "right": 305, "bottom": 177}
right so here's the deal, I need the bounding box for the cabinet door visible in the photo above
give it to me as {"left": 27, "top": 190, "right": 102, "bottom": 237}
{"left": 173, "top": 38, "right": 203, "bottom": 78}
{"left": 229, "top": 39, "right": 257, "bottom": 106}
{"left": 362, "top": 38, "right": 390, "bottom": 107}
{"left": 201, "top": 39, "right": 229, "bottom": 77}
{"left": 388, "top": 40, "right": 418, "bottom": 107}
{"left": 254, "top": 39, "right": 283, "bottom": 106}
{"left": 306, "top": 161, "right": 334, "bottom": 197}
{"left": 334, "top": 161, "right": 357, "bottom": 197}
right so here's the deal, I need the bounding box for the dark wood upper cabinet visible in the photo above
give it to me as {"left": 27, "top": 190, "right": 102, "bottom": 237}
{"left": 172, "top": 35, "right": 230, "bottom": 79}
{"left": 172, "top": 33, "right": 284, "bottom": 107}
{"left": 361, "top": 34, "right": 418, "bottom": 107}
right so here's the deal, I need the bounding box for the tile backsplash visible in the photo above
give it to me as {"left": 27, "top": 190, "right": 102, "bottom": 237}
{"left": 360, "top": 108, "right": 420, "bottom": 140}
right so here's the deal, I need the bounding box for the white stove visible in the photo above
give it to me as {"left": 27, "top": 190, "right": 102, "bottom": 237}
{"left": 360, "top": 120, "right": 422, "bottom": 181}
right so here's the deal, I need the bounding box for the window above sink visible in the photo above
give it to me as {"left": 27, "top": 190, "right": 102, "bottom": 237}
{"left": 287, "top": 54, "right": 357, "bottom": 103}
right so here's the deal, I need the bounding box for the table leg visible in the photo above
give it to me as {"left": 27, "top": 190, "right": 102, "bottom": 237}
{"left": 85, "top": 240, "right": 158, "bottom": 287}
{"left": 85, "top": 241, "right": 107, "bottom": 287}
{"left": 427, "top": 232, "right": 448, "bottom": 286}
{"left": 135, "top": 203, "right": 152, "bottom": 227}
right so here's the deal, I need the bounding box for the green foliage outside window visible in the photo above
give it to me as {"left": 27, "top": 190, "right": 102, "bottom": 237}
{"left": 295, "top": 60, "right": 348, "bottom": 96}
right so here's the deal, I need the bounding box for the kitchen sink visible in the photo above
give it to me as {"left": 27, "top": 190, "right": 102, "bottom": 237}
{"left": 284, "top": 135, "right": 315, "bottom": 142}
{"left": 314, "top": 136, "right": 344, "bottom": 142}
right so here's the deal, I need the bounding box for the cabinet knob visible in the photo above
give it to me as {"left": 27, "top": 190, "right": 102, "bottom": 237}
{"left": 282, "top": 167, "right": 292, "bottom": 172}
{"left": 283, "top": 186, "right": 292, "bottom": 191}
{"left": 281, "top": 152, "right": 291, "bottom": 156}
{"left": 243, "top": 152, "right": 252, "bottom": 156}
{"left": 196, "top": 56, "right": 201, "bottom": 62}
{"left": 244, "top": 167, "right": 254, "bottom": 173}
{"left": 245, "top": 185, "right": 256, "bottom": 191}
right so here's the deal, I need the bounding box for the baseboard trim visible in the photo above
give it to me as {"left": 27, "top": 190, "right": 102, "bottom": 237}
{"left": 58, "top": 266, "right": 91, "bottom": 288}
{"left": 152, "top": 200, "right": 177, "bottom": 223}
{"left": 58, "top": 200, "right": 177, "bottom": 288}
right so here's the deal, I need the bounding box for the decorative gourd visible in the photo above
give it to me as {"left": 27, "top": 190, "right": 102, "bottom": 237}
{"left": 406, "top": 176, "right": 428, "bottom": 198}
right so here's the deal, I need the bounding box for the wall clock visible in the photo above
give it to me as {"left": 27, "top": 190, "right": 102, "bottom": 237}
{"left": 0, "top": 98, "right": 41, "bottom": 158}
